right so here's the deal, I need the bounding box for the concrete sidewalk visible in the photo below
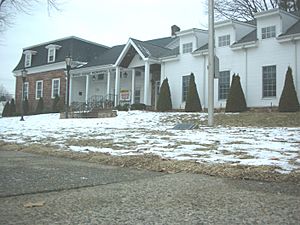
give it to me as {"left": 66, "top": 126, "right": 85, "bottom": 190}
{"left": 0, "top": 150, "right": 299, "bottom": 225}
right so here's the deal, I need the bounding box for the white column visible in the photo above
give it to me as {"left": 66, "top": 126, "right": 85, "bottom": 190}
{"left": 114, "top": 66, "right": 120, "bottom": 106}
{"left": 131, "top": 68, "right": 135, "bottom": 104}
{"left": 69, "top": 75, "right": 73, "bottom": 106}
{"left": 85, "top": 75, "right": 90, "bottom": 104}
{"left": 144, "top": 61, "right": 150, "bottom": 105}
{"left": 107, "top": 69, "right": 111, "bottom": 98}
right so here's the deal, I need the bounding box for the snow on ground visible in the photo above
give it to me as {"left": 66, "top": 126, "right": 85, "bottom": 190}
{"left": 0, "top": 111, "right": 299, "bottom": 173}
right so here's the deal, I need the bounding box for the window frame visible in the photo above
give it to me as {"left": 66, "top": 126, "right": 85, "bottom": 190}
{"left": 48, "top": 48, "right": 56, "bottom": 63}
{"left": 218, "top": 70, "right": 231, "bottom": 100}
{"left": 134, "top": 88, "right": 141, "bottom": 103}
{"left": 182, "top": 75, "right": 191, "bottom": 102}
{"left": 218, "top": 35, "right": 231, "bottom": 47}
{"left": 25, "top": 53, "right": 32, "bottom": 67}
{"left": 262, "top": 65, "right": 276, "bottom": 98}
{"left": 182, "top": 42, "right": 193, "bottom": 54}
{"left": 51, "top": 78, "right": 60, "bottom": 99}
{"left": 23, "top": 82, "right": 29, "bottom": 100}
{"left": 261, "top": 26, "right": 276, "bottom": 39}
{"left": 35, "top": 80, "right": 43, "bottom": 100}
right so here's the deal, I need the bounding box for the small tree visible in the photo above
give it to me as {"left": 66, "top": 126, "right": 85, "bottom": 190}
{"left": 52, "top": 95, "right": 61, "bottom": 112}
{"left": 185, "top": 73, "right": 202, "bottom": 112}
{"left": 23, "top": 97, "right": 29, "bottom": 115}
{"left": 157, "top": 78, "right": 172, "bottom": 112}
{"left": 9, "top": 99, "right": 16, "bottom": 116}
{"left": 35, "top": 97, "right": 44, "bottom": 114}
{"left": 225, "top": 74, "right": 247, "bottom": 112}
{"left": 2, "top": 101, "right": 10, "bottom": 117}
{"left": 278, "top": 67, "right": 300, "bottom": 112}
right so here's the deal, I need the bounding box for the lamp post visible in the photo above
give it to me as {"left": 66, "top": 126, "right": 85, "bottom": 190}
{"left": 208, "top": 0, "right": 215, "bottom": 126}
{"left": 20, "top": 69, "right": 27, "bottom": 121}
{"left": 65, "top": 55, "right": 72, "bottom": 119}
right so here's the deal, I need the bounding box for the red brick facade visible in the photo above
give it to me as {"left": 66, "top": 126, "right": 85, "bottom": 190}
{"left": 15, "top": 70, "right": 66, "bottom": 113}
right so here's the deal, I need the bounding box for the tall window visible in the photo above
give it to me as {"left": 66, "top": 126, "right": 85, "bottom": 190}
{"left": 182, "top": 75, "right": 191, "bottom": 101}
{"left": 134, "top": 89, "right": 141, "bottom": 103}
{"left": 48, "top": 48, "right": 55, "bottom": 63}
{"left": 52, "top": 79, "right": 60, "bottom": 98}
{"left": 23, "top": 82, "right": 29, "bottom": 100}
{"left": 182, "top": 42, "right": 193, "bottom": 53}
{"left": 262, "top": 26, "right": 276, "bottom": 39}
{"left": 36, "top": 80, "right": 43, "bottom": 99}
{"left": 218, "top": 35, "right": 230, "bottom": 47}
{"left": 262, "top": 65, "right": 276, "bottom": 98}
{"left": 25, "top": 53, "right": 32, "bottom": 67}
{"left": 219, "top": 71, "right": 230, "bottom": 100}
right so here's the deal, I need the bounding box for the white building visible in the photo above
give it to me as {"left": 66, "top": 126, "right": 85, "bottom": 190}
{"left": 13, "top": 9, "right": 300, "bottom": 112}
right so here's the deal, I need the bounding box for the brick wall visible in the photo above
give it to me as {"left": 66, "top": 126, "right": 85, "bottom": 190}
{"left": 15, "top": 70, "right": 66, "bottom": 113}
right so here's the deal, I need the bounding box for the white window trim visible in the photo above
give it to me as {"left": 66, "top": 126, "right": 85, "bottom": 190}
{"left": 48, "top": 48, "right": 56, "bottom": 63}
{"left": 261, "top": 26, "right": 276, "bottom": 39}
{"left": 35, "top": 80, "right": 43, "bottom": 100}
{"left": 51, "top": 78, "right": 60, "bottom": 98}
{"left": 218, "top": 35, "right": 230, "bottom": 47}
{"left": 25, "top": 53, "right": 32, "bottom": 67}
{"left": 23, "top": 82, "right": 29, "bottom": 100}
{"left": 182, "top": 42, "right": 193, "bottom": 54}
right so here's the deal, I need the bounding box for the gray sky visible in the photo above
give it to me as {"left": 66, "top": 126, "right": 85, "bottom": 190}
{"left": 0, "top": 0, "right": 207, "bottom": 95}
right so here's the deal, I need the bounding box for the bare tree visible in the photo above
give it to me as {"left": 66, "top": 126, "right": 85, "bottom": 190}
{"left": 213, "top": 0, "right": 299, "bottom": 22}
{"left": 0, "top": 0, "right": 60, "bottom": 34}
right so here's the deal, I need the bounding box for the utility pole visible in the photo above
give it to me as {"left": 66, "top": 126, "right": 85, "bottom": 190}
{"left": 208, "top": 0, "right": 215, "bottom": 126}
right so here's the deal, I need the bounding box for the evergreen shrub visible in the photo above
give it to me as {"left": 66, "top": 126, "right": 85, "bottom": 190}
{"left": 35, "top": 97, "right": 44, "bottom": 114}
{"left": 185, "top": 73, "right": 202, "bottom": 112}
{"left": 157, "top": 78, "right": 172, "bottom": 112}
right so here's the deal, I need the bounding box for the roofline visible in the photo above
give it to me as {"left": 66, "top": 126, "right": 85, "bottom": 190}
{"left": 23, "top": 36, "right": 110, "bottom": 51}
{"left": 254, "top": 8, "right": 299, "bottom": 19}
{"left": 230, "top": 41, "right": 258, "bottom": 50}
{"left": 277, "top": 33, "right": 300, "bottom": 42}
{"left": 215, "top": 20, "right": 256, "bottom": 28}
{"left": 176, "top": 28, "right": 207, "bottom": 36}
{"left": 71, "top": 64, "right": 114, "bottom": 74}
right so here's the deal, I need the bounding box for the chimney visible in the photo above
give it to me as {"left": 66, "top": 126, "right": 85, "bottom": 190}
{"left": 171, "top": 25, "right": 180, "bottom": 36}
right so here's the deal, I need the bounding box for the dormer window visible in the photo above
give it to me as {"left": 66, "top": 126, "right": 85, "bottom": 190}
{"left": 25, "top": 53, "right": 32, "bottom": 67}
{"left": 262, "top": 26, "right": 276, "bottom": 39}
{"left": 45, "top": 44, "right": 61, "bottom": 63}
{"left": 182, "top": 42, "right": 193, "bottom": 54}
{"left": 218, "top": 35, "right": 230, "bottom": 47}
{"left": 23, "top": 50, "right": 37, "bottom": 68}
{"left": 48, "top": 48, "right": 55, "bottom": 63}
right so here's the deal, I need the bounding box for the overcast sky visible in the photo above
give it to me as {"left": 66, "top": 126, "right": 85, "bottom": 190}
{"left": 0, "top": 0, "right": 207, "bottom": 95}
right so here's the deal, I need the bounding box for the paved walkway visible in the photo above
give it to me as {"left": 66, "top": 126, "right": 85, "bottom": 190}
{"left": 0, "top": 150, "right": 299, "bottom": 225}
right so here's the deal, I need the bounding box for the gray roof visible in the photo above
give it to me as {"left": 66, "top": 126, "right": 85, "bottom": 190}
{"left": 279, "top": 19, "right": 300, "bottom": 37}
{"left": 13, "top": 37, "right": 110, "bottom": 71}
{"left": 194, "top": 43, "right": 208, "bottom": 52}
{"left": 232, "top": 29, "right": 258, "bottom": 45}
{"left": 131, "top": 38, "right": 177, "bottom": 58}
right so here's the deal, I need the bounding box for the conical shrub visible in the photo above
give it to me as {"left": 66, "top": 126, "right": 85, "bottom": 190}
{"left": 225, "top": 74, "right": 247, "bottom": 112}
{"left": 278, "top": 67, "right": 299, "bottom": 112}
{"left": 9, "top": 98, "right": 16, "bottom": 116}
{"left": 185, "top": 73, "right": 202, "bottom": 112}
{"left": 2, "top": 101, "right": 10, "bottom": 117}
{"left": 157, "top": 78, "right": 172, "bottom": 112}
{"left": 35, "top": 97, "right": 44, "bottom": 114}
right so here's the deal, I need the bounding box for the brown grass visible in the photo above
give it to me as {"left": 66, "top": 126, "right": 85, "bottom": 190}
{"left": 1, "top": 141, "right": 299, "bottom": 183}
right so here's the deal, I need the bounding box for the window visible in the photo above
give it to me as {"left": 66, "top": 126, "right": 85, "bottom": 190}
{"left": 182, "top": 42, "right": 193, "bottom": 54}
{"left": 262, "top": 26, "right": 276, "bottom": 39}
{"left": 135, "top": 71, "right": 142, "bottom": 77}
{"left": 23, "top": 82, "right": 29, "bottom": 100}
{"left": 36, "top": 80, "right": 43, "bottom": 99}
{"left": 51, "top": 79, "right": 60, "bottom": 98}
{"left": 25, "top": 53, "right": 32, "bottom": 67}
{"left": 182, "top": 75, "right": 191, "bottom": 101}
{"left": 219, "top": 71, "right": 230, "bottom": 100}
{"left": 262, "top": 65, "right": 276, "bottom": 98}
{"left": 98, "top": 74, "right": 104, "bottom": 80}
{"left": 218, "top": 35, "right": 230, "bottom": 47}
{"left": 134, "top": 89, "right": 141, "bottom": 103}
{"left": 48, "top": 48, "right": 55, "bottom": 63}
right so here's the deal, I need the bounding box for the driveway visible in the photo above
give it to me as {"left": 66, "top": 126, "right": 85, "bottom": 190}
{"left": 0, "top": 149, "right": 299, "bottom": 225}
